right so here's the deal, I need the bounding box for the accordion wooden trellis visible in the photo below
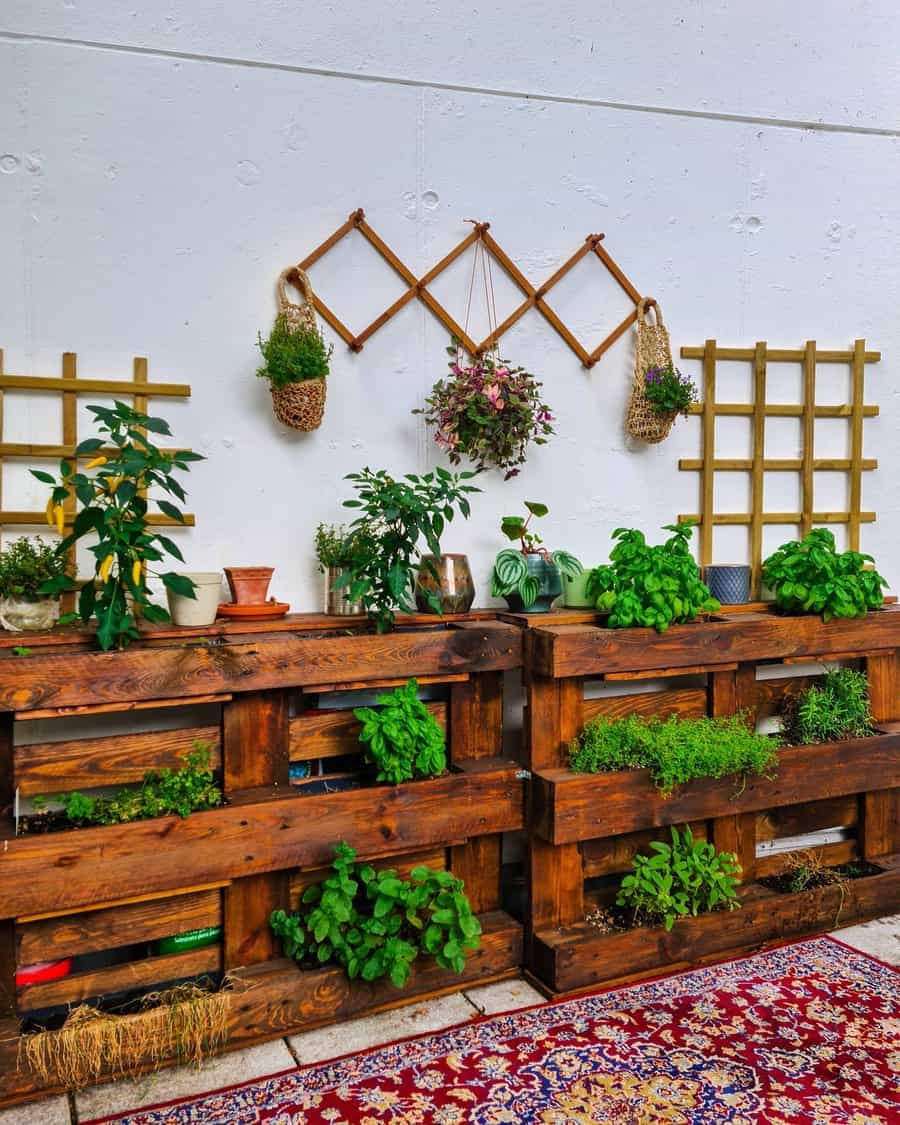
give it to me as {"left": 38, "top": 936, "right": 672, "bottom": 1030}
{"left": 0, "top": 349, "right": 195, "bottom": 571}
{"left": 295, "top": 208, "right": 647, "bottom": 367}
{"left": 677, "top": 338, "right": 880, "bottom": 597}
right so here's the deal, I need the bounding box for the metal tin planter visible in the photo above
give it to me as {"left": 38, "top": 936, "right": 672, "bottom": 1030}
{"left": 325, "top": 565, "right": 363, "bottom": 616}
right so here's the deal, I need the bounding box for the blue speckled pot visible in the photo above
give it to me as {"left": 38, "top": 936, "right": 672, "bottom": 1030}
{"left": 704, "top": 564, "right": 751, "bottom": 605}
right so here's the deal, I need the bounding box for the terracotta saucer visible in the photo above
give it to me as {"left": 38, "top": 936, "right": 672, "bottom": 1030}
{"left": 217, "top": 601, "right": 290, "bottom": 620}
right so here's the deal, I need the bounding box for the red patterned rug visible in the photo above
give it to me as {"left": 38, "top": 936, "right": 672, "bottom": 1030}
{"left": 86, "top": 937, "right": 899, "bottom": 1124}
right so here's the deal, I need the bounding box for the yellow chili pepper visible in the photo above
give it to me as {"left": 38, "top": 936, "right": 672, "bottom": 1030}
{"left": 98, "top": 554, "right": 114, "bottom": 584}
{"left": 106, "top": 475, "right": 123, "bottom": 494}
{"left": 85, "top": 456, "right": 108, "bottom": 470}
{"left": 132, "top": 559, "right": 142, "bottom": 587}
{"left": 55, "top": 504, "right": 65, "bottom": 536}
{"left": 45, "top": 497, "right": 55, "bottom": 526}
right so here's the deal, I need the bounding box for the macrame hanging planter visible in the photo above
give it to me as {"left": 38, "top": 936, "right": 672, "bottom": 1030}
{"left": 416, "top": 227, "right": 555, "bottom": 479}
{"left": 268, "top": 266, "right": 327, "bottom": 431}
{"left": 625, "top": 298, "right": 677, "bottom": 444}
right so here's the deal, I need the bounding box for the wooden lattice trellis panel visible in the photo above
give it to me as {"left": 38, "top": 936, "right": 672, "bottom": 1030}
{"left": 0, "top": 349, "right": 195, "bottom": 570}
{"left": 295, "top": 209, "right": 648, "bottom": 367}
{"left": 678, "top": 339, "right": 880, "bottom": 597}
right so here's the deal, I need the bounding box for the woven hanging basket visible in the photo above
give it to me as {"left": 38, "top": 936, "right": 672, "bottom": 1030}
{"left": 625, "top": 298, "right": 677, "bottom": 444}
{"left": 269, "top": 266, "right": 327, "bottom": 432}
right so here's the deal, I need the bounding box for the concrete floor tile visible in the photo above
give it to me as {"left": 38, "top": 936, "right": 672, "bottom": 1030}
{"left": 75, "top": 1040, "right": 295, "bottom": 1121}
{"left": 464, "top": 977, "right": 546, "bottom": 1015}
{"left": 0, "top": 1095, "right": 71, "bottom": 1124}
{"left": 287, "top": 992, "right": 477, "bottom": 1064}
{"left": 831, "top": 912, "right": 900, "bottom": 966}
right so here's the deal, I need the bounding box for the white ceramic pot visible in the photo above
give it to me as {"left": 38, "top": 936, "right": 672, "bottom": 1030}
{"left": 166, "top": 572, "right": 223, "bottom": 627}
{"left": 0, "top": 596, "right": 61, "bottom": 632}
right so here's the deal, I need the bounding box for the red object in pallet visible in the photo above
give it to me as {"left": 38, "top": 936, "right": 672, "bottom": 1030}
{"left": 15, "top": 959, "right": 72, "bottom": 987}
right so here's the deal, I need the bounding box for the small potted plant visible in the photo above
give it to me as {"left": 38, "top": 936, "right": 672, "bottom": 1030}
{"left": 340, "top": 467, "right": 481, "bottom": 632}
{"left": 315, "top": 523, "right": 364, "bottom": 616}
{"left": 762, "top": 528, "right": 886, "bottom": 621}
{"left": 0, "top": 536, "right": 67, "bottom": 632}
{"left": 257, "top": 306, "right": 333, "bottom": 432}
{"left": 490, "top": 502, "right": 581, "bottom": 613}
{"left": 415, "top": 341, "right": 555, "bottom": 479}
{"left": 585, "top": 521, "right": 719, "bottom": 633}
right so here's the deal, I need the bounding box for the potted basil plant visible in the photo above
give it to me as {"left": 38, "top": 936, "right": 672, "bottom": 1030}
{"left": 490, "top": 502, "right": 581, "bottom": 613}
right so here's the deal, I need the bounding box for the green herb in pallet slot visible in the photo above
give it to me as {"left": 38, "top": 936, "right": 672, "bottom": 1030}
{"left": 569, "top": 713, "right": 779, "bottom": 795}
{"left": 30, "top": 744, "right": 221, "bottom": 830}
{"left": 586, "top": 520, "right": 719, "bottom": 633}
{"left": 616, "top": 826, "right": 742, "bottom": 932}
{"left": 354, "top": 678, "right": 446, "bottom": 784}
{"left": 781, "top": 667, "right": 874, "bottom": 745}
{"left": 762, "top": 527, "right": 886, "bottom": 621}
{"left": 32, "top": 401, "right": 205, "bottom": 650}
{"left": 270, "top": 842, "right": 481, "bottom": 988}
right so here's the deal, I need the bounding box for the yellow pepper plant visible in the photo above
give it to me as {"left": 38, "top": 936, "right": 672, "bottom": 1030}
{"left": 32, "top": 401, "right": 204, "bottom": 650}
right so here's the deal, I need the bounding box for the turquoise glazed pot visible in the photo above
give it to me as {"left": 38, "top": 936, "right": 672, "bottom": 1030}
{"left": 503, "top": 555, "right": 562, "bottom": 613}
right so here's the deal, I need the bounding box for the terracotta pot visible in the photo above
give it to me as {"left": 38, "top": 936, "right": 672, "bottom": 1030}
{"left": 224, "top": 567, "right": 274, "bottom": 605}
{"left": 414, "top": 554, "right": 475, "bottom": 615}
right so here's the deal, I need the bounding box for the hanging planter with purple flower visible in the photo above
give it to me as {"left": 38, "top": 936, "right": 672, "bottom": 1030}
{"left": 625, "top": 299, "right": 697, "bottom": 444}
{"left": 415, "top": 341, "right": 555, "bottom": 479}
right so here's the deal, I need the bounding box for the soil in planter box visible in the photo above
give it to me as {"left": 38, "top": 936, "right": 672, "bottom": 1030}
{"left": 759, "top": 860, "right": 882, "bottom": 895}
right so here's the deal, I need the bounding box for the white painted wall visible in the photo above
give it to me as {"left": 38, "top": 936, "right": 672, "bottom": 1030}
{"left": 2, "top": 2, "right": 898, "bottom": 611}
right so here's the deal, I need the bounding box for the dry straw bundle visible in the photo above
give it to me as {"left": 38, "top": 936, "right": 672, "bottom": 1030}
{"left": 625, "top": 298, "right": 677, "bottom": 444}
{"left": 20, "top": 981, "right": 230, "bottom": 1089}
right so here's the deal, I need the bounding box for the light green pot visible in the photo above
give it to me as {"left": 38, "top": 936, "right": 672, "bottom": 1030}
{"left": 562, "top": 570, "right": 593, "bottom": 608}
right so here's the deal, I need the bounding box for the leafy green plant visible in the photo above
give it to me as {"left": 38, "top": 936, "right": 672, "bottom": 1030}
{"left": 616, "top": 826, "right": 742, "bottom": 931}
{"left": 33, "top": 744, "right": 221, "bottom": 828}
{"left": 490, "top": 501, "right": 581, "bottom": 610}
{"left": 339, "top": 467, "right": 480, "bottom": 632}
{"left": 270, "top": 842, "right": 481, "bottom": 987}
{"left": 585, "top": 521, "right": 719, "bottom": 633}
{"left": 0, "top": 536, "right": 66, "bottom": 600}
{"left": 32, "top": 402, "right": 204, "bottom": 651}
{"left": 256, "top": 313, "right": 332, "bottom": 388}
{"left": 569, "top": 712, "right": 779, "bottom": 795}
{"left": 642, "top": 364, "right": 698, "bottom": 416}
{"left": 313, "top": 523, "right": 365, "bottom": 573}
{"left": 781, "top": 667, "right": 874, "bottom": 745}
{"left": 354, "top": 678, "right": 447, "bottom": 784}
{"left": 414, "top": 340, "right": 555, "bottom": 479}
{"left": 762, "top": 528, "right": 886, "bottom": 621}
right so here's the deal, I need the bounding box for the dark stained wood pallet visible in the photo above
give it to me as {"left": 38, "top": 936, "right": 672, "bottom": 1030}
{"left": 0, "top": 910, "right": 521, "bottom": 1106}
{"left": 533, "top": 859, "right": 900, "bottom": 994}
{"left": 0, "top": 617, "right": 523, "bottom": 1107}
{"left": 523, "top": 608, "right": 900, "bottom": 992}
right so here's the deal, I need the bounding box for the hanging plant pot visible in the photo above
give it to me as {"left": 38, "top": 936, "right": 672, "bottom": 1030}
{"left": 257, "top": 266, "right": 332, "bottom": 433}
{"left": 625, "top": 299, "right": 696, "bottom": 444}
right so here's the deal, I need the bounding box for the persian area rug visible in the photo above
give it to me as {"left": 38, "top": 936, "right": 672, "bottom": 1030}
{"left": 86, "top": 937, "right": 899, "bottom": 1124}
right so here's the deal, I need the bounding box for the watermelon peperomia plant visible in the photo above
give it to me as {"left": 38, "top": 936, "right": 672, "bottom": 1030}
{"left": 489, "top": 501, "right": 581, "bottom": 610}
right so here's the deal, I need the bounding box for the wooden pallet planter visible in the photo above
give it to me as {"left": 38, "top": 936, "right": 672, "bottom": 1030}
{"left": 533, "top": 858, "right": 900, "bottom": 994}
{"left": 0, "top": 614, "right": 524, "bottom": 1107}
{"left": 524, "top": 607, "right": 900, "bottom": 994}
